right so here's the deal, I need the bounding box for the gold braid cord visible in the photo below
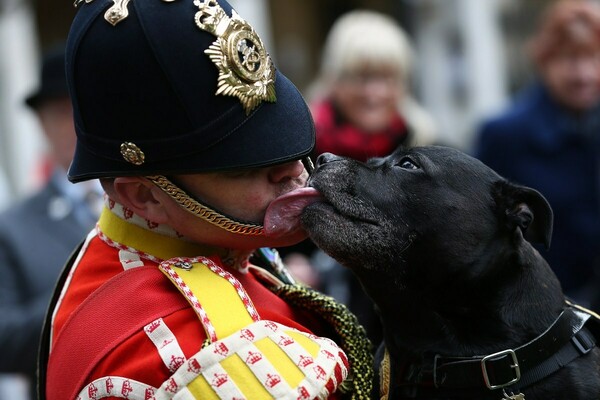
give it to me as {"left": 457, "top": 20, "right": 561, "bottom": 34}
{"left": 147, "top": 175, "right": 264, "bottom": 236}
{"left": 272, "top": 284, "right": 374, "bottom": 400}
{"left": 379, "top": 349, "right": 391, "bottom": 400}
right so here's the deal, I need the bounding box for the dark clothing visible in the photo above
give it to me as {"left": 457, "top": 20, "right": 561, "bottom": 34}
{"left": 474, "top": 83, "right": 600, "bottom": 305}
{"left": 0, "top": 174, "right": 93, "bottom": 380}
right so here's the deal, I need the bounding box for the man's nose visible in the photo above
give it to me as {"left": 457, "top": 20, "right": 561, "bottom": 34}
{"left": 268, "top": 160, "right": 306, "bottom": 183}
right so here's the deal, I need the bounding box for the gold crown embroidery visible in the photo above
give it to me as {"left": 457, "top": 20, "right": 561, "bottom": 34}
{"left": 194, "top": 0, "right": 277, "bottom": 115}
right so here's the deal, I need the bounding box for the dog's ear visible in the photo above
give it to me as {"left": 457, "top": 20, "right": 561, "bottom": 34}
{"left": 494, "top": 181, "right": 554, "bottom": 249}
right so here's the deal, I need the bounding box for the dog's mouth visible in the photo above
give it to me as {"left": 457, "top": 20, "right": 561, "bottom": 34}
{"left": 263, "top": 187, "right": 324, "bottom": 238}
{"left": 263, "top": 186, "right": 379, "bottom": 237}
{"left": 305, "top": 194, "right": 380, "bottom": 226}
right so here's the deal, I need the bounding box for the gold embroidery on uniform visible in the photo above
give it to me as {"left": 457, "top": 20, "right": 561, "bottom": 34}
{"left": 272, "top": 284, "right": 374, "bottom": 400}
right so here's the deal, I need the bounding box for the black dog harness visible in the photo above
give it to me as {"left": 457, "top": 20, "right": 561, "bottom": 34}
{"left": 381, "top": 302, "right": 599, "bottom": 399}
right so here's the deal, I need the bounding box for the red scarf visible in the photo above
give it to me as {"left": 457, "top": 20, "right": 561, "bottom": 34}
{"left": 312, "top": 100, "right": 408, "bottom": 162}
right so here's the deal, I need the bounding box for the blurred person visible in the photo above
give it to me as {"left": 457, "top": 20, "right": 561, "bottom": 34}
{"left": 308, "top": 9, "right": 436, "bottom": 162}
{"left": 0, "top": 45, "right": 101, "bottom": 398}
{"left": 290, "top": 10, "right": 437, "bottom": 345}
{"left": 283, "top": 252, "right": 321, "bottom": 288}
{"left": 0, "top": 169, "right": 11, "bottom": 212}
{"left": 474, "top": 0, "right": 600, "bottom": 308}
{"left": 38, "top": 1, "right": 372, "bottom": 399}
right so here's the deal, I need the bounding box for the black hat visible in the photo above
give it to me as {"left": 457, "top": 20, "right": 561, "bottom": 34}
{"left": 25, "top": 45, "right": 69, "bottom": 109}
{"left": 66, "top": 0, "right": 315, "bottom": 183}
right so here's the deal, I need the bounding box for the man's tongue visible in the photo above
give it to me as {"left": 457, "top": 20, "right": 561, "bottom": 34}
{"left": 264, "top": 187, "right": 323, "bottom": 237}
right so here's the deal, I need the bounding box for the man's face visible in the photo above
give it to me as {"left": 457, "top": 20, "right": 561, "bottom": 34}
{"left": 541, "top": 45, "right": 600, "bottom": 112}
{"left": 162, "top": 160, "right": 310, "bottom": 249}
{"left": 36, "top": 97, "right": 76, "bottom": 171}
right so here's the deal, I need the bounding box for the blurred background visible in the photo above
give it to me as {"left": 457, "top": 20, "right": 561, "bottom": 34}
{"left": 0, "top": 0, "right": 589, "bottom": 398}
{"left": 0, "top": 0, "right": 555, "bottom": 207}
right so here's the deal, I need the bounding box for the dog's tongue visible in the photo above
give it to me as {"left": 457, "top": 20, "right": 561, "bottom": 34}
{"left": 264, "top": 187, "right": 323, "bottom": 237}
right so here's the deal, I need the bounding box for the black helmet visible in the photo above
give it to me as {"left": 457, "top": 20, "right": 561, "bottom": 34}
{"left": 66, "top": 0, "right": 314, "bottom": 183}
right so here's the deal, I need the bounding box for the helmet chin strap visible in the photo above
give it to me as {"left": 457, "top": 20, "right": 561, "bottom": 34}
{"left": 302, "top": 156, "right": 315, "bottom": 174}
{"left": 146, "top": 157, "right": 314, "bottom": 237}
{"left": 146, "top": 175, "right": 265, "bottom": 236}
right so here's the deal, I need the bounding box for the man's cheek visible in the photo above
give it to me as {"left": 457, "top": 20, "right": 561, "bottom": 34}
{"left": 234, "top": 192, "right": 269, "bottom": 221}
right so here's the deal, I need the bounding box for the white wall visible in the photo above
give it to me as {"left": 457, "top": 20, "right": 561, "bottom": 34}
{"left": 0, "top": 0, "right": 45, "bottom": 204}
{"left": 413, "top": 0, "right": 508, "bottom": 149}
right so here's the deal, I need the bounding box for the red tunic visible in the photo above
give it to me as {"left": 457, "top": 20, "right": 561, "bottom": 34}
{"left": 46, "top": 202, "right": 347, "bottom": 399}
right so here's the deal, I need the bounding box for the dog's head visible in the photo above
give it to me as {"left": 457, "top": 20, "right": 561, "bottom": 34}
{"left": 301, "top": 146, "right": 553, "bottom": 297}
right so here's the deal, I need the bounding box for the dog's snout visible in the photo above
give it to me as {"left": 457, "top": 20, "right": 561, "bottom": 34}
{"left": 316, "top": 152, "right": 343, "bottom": 167}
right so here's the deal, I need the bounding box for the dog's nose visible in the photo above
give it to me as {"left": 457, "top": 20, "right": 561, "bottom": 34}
{"left": 316, "top": 152, "right": 343, "bottom": 167}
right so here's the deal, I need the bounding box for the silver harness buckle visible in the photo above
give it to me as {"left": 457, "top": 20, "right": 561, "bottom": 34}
{"left": 481, "top": 349, "right": 521, "bottom": 389}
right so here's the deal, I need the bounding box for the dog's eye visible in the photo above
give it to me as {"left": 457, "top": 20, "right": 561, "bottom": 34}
{"left": 397, "top": 158, "right": 419, "bottom": 170}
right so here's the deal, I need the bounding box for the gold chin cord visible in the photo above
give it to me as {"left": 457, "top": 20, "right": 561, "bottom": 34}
{"left": 146, "top": 175, "right": 265, "bottom": 236}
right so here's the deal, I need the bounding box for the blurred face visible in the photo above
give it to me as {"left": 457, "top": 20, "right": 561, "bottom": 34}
{"left": 36, "top": 97, "right": 76, "bottom": 171}
{"left": 162, "top": 160, "right": 310, "bottom": 249}
{"left": 331, "top": 65, "right": 402, "bottom": 133}
{"left": 540, "top": 45, "right": 600, "bottom": 112}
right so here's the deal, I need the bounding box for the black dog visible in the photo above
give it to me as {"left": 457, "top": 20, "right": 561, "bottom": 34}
{"left": 301, "top": 146, "right": 600, "bottom": 399}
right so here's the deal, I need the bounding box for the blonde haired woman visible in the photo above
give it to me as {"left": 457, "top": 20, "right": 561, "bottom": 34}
{"left": 308, "top": 10, "right": 436, "bottom": 161}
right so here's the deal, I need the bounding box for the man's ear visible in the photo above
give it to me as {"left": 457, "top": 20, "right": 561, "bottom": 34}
{"left": 494, "top": 180, "right": 554, "bottom": 249}
{"left": 112, "top": 177, "right": 169, "bottom": 224}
